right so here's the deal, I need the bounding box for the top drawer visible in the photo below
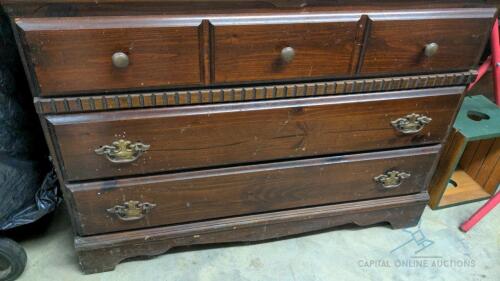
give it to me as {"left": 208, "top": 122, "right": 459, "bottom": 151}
{"left": 16, "top": 9, "right": 495, "bottom": 96}
{"left": 360, "top": 9, "right": 494, "bottom": 75}
{"left": 16, "top": 17, "right": 204, "bottom": 96}
{"left": 211, "top": 14, "right": 360, "bottom": 84}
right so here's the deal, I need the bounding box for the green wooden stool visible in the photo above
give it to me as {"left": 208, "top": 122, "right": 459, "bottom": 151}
{"left": 429, "top": 95, "right": 500, "bottom": 209}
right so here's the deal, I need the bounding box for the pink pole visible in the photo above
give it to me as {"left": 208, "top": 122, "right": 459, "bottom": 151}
{"left": 458, "top": 19, "right": 500, "bottom": 234}
{"left": 467, "top": 56, "right": 491, "bottom": 91}
{"left": 460, "top": 192, "right": 500, "bottom": 232}
{"left": 490, "top": 18, "right": 500, "bottom": 106}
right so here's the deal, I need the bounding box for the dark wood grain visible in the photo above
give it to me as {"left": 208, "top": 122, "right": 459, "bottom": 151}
{"left": 211, "top": 15, "right": 360, "bottom": 83}
{"left": 75, "top": 191, "right": 429, "bottom": 274}
{"left": 68, "top": 146, "right": 439, "bottom": 235}
{"left": 360, "top": 14, "right": 493, "bottom": 75}
{"left": 16, "top": 17, "right": 204, "bottom": 96}
{"left": 47, "top": 87, "right": 462, "bottom": 181}
{"left": 13, "top": 9, "right": 494, "bottom": 96}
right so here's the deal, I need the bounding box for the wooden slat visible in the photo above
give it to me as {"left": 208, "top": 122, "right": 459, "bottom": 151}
{"left": 464, "top": 139, "right": 495, "bottom": 178}
{"left": 459, "top": 140, "right": 481, "bottom": 170}
{"left": 476, "top": 138, "right": 500, "bottom": 194}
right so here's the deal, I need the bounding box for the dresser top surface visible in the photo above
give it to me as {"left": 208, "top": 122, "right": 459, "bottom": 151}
{"left": 1, "top": 0, "right": 499, "bottom": 3}
{"left": 2, "top": 0, "right": 499, "bottom": 18}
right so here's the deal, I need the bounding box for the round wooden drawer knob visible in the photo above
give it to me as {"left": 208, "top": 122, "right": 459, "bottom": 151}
{"left": 112, "top": 52, "right": 130, "bottom": 68}
{"left": 424, "top": 43, "right": 439, "bottom": 57}
{"left": 281, "top": 47, "right": 295, "bottom": 63}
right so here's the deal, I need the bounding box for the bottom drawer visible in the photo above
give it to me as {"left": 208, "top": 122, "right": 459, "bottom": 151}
{"left": 68, "top": 145, "right": 440, "bottom": 235}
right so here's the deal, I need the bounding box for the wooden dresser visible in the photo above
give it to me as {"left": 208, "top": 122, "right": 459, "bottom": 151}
{"left": 1, "top": 0, "right": 496, "bottom": 274}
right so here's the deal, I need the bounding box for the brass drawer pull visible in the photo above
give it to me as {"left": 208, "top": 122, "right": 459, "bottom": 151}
{"left": 374, "top": 170, "right": 411, "bottom": 189}
{"left": 107, "top": 200, "right": 156, "bottom": 221}
{"left": 95, "top": 139, "right": 150, "bottom": 163}
{"left": 391, "top": 113, "right": 432, "bottom": 134}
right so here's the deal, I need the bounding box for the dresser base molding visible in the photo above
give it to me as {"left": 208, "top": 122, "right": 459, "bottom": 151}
{"left": 75, "top": 192, "right": 429, "bottom": 274}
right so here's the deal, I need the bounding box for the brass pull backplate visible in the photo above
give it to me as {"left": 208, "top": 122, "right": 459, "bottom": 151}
{"left": 107, "top": 200, "right": 156, "bottom": 221}
{"left": 95, "top": 139, "right": 150, "bottom": 163}
{"left": 391, "top": 113, "right": 432, "bottom": 134}
{"left": 374, "top": 170, "right": 411, "bottom": 189}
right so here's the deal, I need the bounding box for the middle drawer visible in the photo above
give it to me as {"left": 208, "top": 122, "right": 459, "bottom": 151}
{"left": 46, "top": 86, "right": 463, "bottom": 181}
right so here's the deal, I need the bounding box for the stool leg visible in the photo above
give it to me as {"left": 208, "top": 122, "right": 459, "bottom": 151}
{"left": 490, "top": 18, "right": 500, "bottom": 106}
{"left": 460, "top": 192, "right": 500, "bottom": 232}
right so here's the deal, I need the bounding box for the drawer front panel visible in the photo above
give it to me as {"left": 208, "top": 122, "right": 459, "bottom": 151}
{"left": 212, "top": 15, "right": 360, "bottom": 83}
{"left": 360, "top": 10, "right": 494, "bottom": 75}
{"left": 17, "top": 17, "right": 203, "bottom": 96}
{"left": 68, "top": 146, "right": 440, "bottom": 235}
{"left": 47, "top": 87, "right": 463, "bottom": 181}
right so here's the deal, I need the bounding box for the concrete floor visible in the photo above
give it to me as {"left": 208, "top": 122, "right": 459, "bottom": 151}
{"left": 15, "top": 200, "right": 500, "bottom": 281}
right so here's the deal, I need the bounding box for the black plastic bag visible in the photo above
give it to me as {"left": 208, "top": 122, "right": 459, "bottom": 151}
{"left": 0, "top": 7, "right": 60, "bottom": 231}
{"left": 0, "top": 156, "right": 60, "bottom": 231}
